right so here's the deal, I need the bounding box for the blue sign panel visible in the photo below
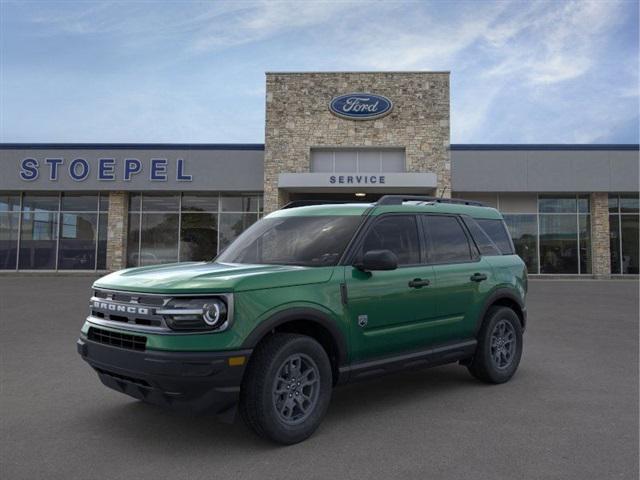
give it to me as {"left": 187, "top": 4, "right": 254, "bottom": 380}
{"left": 329, "top": 93, "right": 393, "bottom": 120}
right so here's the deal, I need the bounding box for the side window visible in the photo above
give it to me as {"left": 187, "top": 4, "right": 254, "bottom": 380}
{"left": 360, "top": 215, "right": 420, "bottom": 265}
{"left": 423, "top": 215, "right": 473, "bottom": 263}
{"left": 463, "top": 216, "right": 501, "bottom": 256}
{"left": 476, "top": 218, "right": 515, "bottom": 254}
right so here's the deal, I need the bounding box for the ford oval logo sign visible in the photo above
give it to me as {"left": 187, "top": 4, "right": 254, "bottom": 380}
{"left": 329, "top": 93, "right": 393, "bottom": 120}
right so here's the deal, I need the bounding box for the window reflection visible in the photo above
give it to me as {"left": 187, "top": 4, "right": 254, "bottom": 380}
{"left": 538, "top": 196, "right": 577, "bottom": 213}
{"left": 503, "top": 214, "right": 538, "bottom": 273}
{"left": 0, "top": 193, "right": 20, "bottom": 212}
{"left": 127, "top": 192, "right": 261, "bottom": 266}
{"left": 0, "top": 212, "right": 19, "bottom": 269}
{"left": 19, "top": 211, "right": 58, "bottom": 269}
{"left": 539, "top": 215, "right": 578, "bottom": 274}
{"left": 219, "top": 213, "right": 258, "bottom": 251}
{"left": 579, "top": 215, "right": 591, "bottom": 274}
{"left": 609, "top": 194, "right": 639, "bottom": 275}
{"left": 180, "top": 213, "right": 218, "bottom": 262}
{"left": 620, "top": 216, "right": 639, "bottom": 274}
{"left": 58, "top": 213, "right": 98, "bottom": 269}
{"left": 139, "top": 213, "right": 179, "bottom": 265}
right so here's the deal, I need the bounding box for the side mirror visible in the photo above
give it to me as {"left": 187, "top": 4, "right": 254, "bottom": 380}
{"left": 356, "top": 249, "right": 398, "bottom": 271}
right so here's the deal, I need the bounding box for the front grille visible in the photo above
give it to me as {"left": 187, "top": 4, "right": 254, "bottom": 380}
{"left": 90, "top": 289, "right": 169, "bottom": 331}
{"left": 94, "top": 289, "right": 164, "bottom": 306}
{"left": 88, "top": 327, "right": 146, "bottom": 351}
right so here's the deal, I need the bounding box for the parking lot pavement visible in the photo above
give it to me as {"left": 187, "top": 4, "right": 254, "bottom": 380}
{"left": 1, "top": 276, "right": 638, "bottom": 480}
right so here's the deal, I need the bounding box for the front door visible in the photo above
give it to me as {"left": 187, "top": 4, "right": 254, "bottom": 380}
{"left": 344, "top": 215, "right": 437, "bottom": 362}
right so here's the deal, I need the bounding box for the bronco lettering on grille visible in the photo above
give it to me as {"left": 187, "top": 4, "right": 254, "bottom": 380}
{"left": 92, "top": 301, "right": 149, "bottom": 315}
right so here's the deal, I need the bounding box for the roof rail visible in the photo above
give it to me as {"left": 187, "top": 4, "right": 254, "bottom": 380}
{"left": 376, "top": 195, "right": 486, "bottom": 207}
{"left": 281, "top": 200, "right": 364, "bottom": 209}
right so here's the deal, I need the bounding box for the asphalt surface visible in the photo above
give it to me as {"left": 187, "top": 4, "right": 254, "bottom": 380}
{"left": 1, "top": 277, "right": 638, "bottom": 480}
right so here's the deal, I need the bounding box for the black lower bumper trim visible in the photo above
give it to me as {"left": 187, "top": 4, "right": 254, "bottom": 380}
{"left": 77, "top": 336, "right": 251, "bottom": 415}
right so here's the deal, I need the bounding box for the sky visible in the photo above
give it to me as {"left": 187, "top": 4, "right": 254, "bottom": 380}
{"left": 0, "top": 0, "right": 638, "bottom": 144}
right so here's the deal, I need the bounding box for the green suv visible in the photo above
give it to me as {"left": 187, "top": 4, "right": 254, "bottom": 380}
{"left": 78, "top": 195, "right": 527, "bottom": 444}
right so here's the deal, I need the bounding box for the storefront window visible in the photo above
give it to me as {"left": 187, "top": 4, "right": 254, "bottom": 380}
{"left": 182, "top": 193, "right": 219, "bottom": 212}
{"left": 620, "top": 194, "right": 639, "bottom": 214}
{"left": 503, "top": 214, "right": 538, "bottom": 273}
{"left": 142, "top": 193, "right": 180, "bottom": 212}
{"left": 538, "top": 196, "right": 577, "bottom": 213}
{"left": 609, "top": 194, "right": 639, "bottom": 274}
{"left": 538, "top": 195, "right": 590, "bottom": 274}
{"left": 0, "top": 192, "right": 21, "bottom": 269}
{"left": 97, "top": 212, "right": 108, "bottom": 270}
{"left": 127, "top": 213, "right": 141, "bottom": 267}
{"left": 127, "top": 192, "right": 262, "bottom": 267}
{"left": 180, "top": 213, "right": 218, "bottom": 262}
{"left": 19, "top": 193, "right": 59, "bottom": 269}
{"left": 579, "top": 215, "right": 591, "bottom": 274}
{"left": 57, "top": 193, "right": 105, "bottom": 270}
{"left": 58, "top": 212, "right": 98, "bottom": 269}
{"left": 19, "top": 212, "right": 58, "bottom": 269}
{"left": 0, "top": 211, "right": 19, "bottom": 269}
{"left": 0, "top": 192, "right": 108, "bottom": 270}
{"left": 0, "top": 192, "right": 20, "bottom": 212}
{"left": 140, "top": 213, "right": 179, "bottom": 265}
{"left": 220, "top": 213, "right": 259, "bottom": 251}
{"left": 220, "top": 194, "right": 261, "bottom": 213}
{"left": 539, "top": 215, "right": 578, "bottom": 274}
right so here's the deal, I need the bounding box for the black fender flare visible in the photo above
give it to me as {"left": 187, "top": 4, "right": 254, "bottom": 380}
{"left": 241, "top": 307, "right": 349, "bottom": 366}
{"left": 476, "top": 288, "right": 526, "bottom": 333}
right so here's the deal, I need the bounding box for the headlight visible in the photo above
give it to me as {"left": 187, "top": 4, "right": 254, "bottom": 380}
{"left": 157, "top": 297, "right": 229, "bottom": 332}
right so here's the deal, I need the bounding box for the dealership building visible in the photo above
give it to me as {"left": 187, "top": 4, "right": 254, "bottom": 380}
{"left": 0, "top": 72, "right": 638, "bottom": 276}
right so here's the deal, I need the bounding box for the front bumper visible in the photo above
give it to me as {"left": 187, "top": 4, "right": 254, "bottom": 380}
{"left": 77, "top": 335, "right": 251, "bottom": 416}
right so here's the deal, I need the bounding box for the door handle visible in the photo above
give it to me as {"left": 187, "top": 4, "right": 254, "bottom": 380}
{"left": 408, "top": 278, "right": 431, "bottom": 288}
{"left": 470, "top": 272, "right": 488, "bottom": 282}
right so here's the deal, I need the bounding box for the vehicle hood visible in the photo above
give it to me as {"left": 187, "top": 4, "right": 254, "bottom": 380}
{"left": 93, "top": 262, "right": 336, "bottom": 294}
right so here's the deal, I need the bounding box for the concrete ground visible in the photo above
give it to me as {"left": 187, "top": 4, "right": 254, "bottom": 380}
{"left": 1, "top": 277, "right": 638, "bottom": 480}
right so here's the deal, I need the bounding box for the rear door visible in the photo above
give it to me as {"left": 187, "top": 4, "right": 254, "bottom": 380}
{"left": 421, "top": 214, "right": 494, "bottom": 343}
{"left": 345, "top": 214, "right": 437, "bottom": 362}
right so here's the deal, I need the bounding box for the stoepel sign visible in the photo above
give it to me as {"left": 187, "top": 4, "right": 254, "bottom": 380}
{"left": 329, "top": 93, "right": 393, "bottom": 120}
{"left": 19, "top": 157, "right": 192, "bottom": 182}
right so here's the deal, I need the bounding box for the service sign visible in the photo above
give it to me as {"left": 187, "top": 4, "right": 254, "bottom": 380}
{"left": 329, "top": 93, "right": 393, "bottom": 120}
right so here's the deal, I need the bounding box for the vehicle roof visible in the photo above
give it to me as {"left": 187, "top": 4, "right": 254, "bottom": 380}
{"left": 267, "top": 201, "right": 504, "bottom": 220}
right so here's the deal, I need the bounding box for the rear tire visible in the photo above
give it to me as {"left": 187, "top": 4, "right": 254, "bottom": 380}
{"left": 467, "top": 306, "right": 523, "bottom": 384}
{"left": 239, "top": 333, "right": 332, "bottom": 444}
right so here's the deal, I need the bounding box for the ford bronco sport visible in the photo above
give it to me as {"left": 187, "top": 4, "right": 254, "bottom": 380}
{"left": 77, "top": 195, "right": 527, "bottom": 444}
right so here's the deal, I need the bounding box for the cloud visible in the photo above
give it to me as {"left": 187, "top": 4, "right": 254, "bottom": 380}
{"left": 482, "top": 0, "right": 624, "bottom": 85}
{"left": 2, "top": 0, "right": 637, "bottom": 143}
{"left": 188, "top": 1, "right": 369, "bottom": 52}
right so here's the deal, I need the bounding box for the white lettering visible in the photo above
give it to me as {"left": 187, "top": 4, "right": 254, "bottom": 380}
{"left": 342, "top": 97, "right": 379, "bottom": 113}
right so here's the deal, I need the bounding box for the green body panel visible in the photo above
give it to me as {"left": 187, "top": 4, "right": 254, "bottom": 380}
{"left": 94, "top": 262, "right": 334, "bottom": 294}
{"left": 84, "top": 202, "right": 526, "bottom": 366}
{"left": 429, "top": 258, "right": 495, "bottom": 344}
{"left": 344, "top": 265, "right": 437, "bottom": 360}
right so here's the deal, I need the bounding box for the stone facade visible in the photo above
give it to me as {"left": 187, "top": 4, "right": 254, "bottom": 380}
{"left": 264, "top": 72, "right": 450, "bottom": 213}
{"left": 590, "top": 192, "right": 611, "bottom": 277}
{"left": 106, "top": 191, "right": 129, "bottom": 271}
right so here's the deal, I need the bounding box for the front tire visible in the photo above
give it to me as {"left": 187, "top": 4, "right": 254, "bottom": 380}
{"left": 467, "top": 306, "right": 523, "bottom": 384}
{"left": 239, "top": 333, "right": 332, "bottom": 444}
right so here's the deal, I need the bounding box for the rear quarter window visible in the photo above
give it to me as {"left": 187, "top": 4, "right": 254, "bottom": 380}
{"left": 475, "top": 218, "right": 515, "bottom": 255}
{"left": 463, "top": 217, "right": 502, "bottom": 256}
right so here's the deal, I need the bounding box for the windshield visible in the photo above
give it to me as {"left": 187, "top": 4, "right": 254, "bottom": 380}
{"left": 216, "top": 215, "right": 362, "bottom": 266}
